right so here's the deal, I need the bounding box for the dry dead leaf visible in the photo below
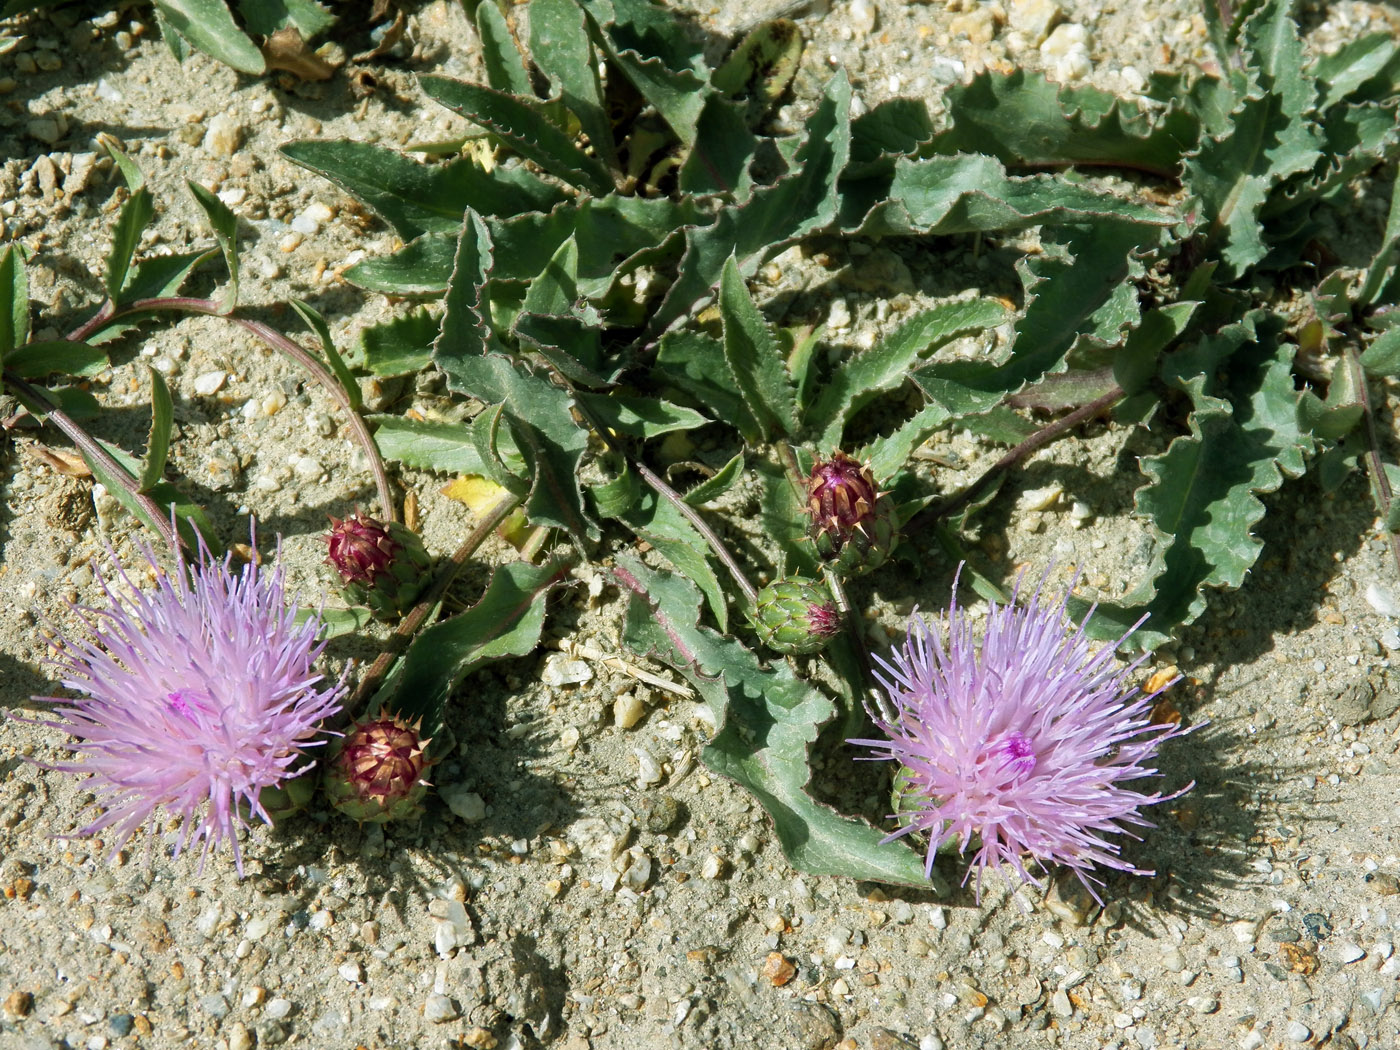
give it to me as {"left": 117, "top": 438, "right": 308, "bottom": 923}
{"left": 23, "top": 444, "right": 90, "bottom": 478}
{"left": 353, "top": 9, "right": 407, "bottom": 62}
{"left": 261, "top": 27, "right": 337, "bottom": 81}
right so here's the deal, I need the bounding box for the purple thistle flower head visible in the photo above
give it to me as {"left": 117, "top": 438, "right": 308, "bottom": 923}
{"left": 851, "top": 568, "right": 1191, "bottom": 901}
{"left": 27, "top": 532, "right": 347, "bottom": 875}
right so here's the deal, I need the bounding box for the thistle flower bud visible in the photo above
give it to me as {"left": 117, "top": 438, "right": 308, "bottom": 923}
{"left": 747, "top": 576, "right": 842, "bottom": 655}
{"left": 805, "top": 452, "right": 897, "bottom": 577}
{"left": 323, "top": 713, "right": 434, "bottom": 824}
{"left": 324, "top": 513, "right": 432, "bottom": 620}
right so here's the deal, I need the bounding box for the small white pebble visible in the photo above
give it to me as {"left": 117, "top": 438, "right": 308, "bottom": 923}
{"left": 265, "top": 998, "right": 293, "bottom": 1020}
{"left": 193, "top": 371, "right": 227, "bottom": 396}
{"left": 1339, "top": 943, "right": 1367, "bottom": 964}
{"left": 613, "top": 692, "right": 645, "bottom": 729}
{"left": 1366, "top": 583, "right": 1400, "bottom": 618}
{"left": 261, "top": 390, "right": 287, "bottom": 416}
{"left": 424, "top": 993, "right": 459, "bottom": 1023}
{"left": 217, "top": 188, "right": 247, "bottom": 206}
{"left": 1284, "top": 1020, "right": 1311, "bottom": 1043}
{"left": 700, "top": 854, "right": 726, "bottom": 880}
{"left": 339, "top": 962, "right": 364, "bottom": 983}
{"left": 1239, "top": 1030, "right": 1263, "bottom": 1050}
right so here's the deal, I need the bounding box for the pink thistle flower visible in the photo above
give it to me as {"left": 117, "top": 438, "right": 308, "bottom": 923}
{"left": 851, "top": 569, "right": 1190, "bottom": 900}
{"left": 28, "top": 534, "right": 347, "bottom": 875}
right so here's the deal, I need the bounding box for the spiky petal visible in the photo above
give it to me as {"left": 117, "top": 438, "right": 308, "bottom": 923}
{"left": 747, "top": 576, "right": 843, "bottom": 655}
{"left": 26, "top": 535, "right": 347, "bottom": 875}
{"left": 323, "top": 712, "right": 433, "bottom": 824}
{"left": 850, "top": 569, "right": 1190, "bottom": 900}
{"left": 805, "top": 451, "right": 896, "bottom": 577}
{"left": 324, "top": 513, "right": 432, "bottom": 620}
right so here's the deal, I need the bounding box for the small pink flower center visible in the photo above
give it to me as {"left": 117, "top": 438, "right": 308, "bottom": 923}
{"left": 987, "top": 731, "right": 1037, "bottom": 782}
{"left": 167, "top": 691, "right": 194, "bottom": 719}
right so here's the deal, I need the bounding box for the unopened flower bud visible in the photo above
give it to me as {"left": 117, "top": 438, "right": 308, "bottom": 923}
{"left": 324, "top": 513, "right": 432, "bottom": 620}
{"left": 747, "top": 576, "right": 842, "bottom": 655}
{"left": 324, "top": 712, "right": 434, "bottom": 824}
{"left": 805, "top": 452, "right": 896, "bottom": 577}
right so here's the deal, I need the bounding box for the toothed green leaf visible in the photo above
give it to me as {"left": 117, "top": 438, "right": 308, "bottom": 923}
{"left": 1075, "top": 312, "right": 1311, "bottom": 646}
{"left": 719, "top": 255, "right": 799, "bottom": 442}
{"left": 421, "top": 75, "right": 615, "bottom": 196}
{"left": 615, "top": 557, "right": 935, "bottom": 888}
{"left": 927, "top": 69, "right": 1197, "bottom": 177}
{"left": 809, "top": 296, "right": 1007, "bottom": 451}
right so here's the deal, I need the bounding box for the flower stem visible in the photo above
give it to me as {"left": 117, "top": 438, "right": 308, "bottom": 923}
{"left": 632, "top": 458, "right": 759, "bottom": 603}
{"left": 65, "top": 296, "right": 397, "bottom": 523}
{"left": 919, "top": 384, "right": 1125, "bottom": 526}
{"left": 4, "top": 371, "right": 182, "bottom": 554}
{"left": 1348, "top": 347, "right": 1400, "bottom": 579}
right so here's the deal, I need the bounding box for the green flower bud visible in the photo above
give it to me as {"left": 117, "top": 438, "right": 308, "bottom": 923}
{"left": 324, "top": 513, "right": 433, "bottom": 620}
{"left": 805, "top": 452, "right": 896, "bottom": 577}
{"left": 747, "top": 576, "right": 842, "bottom": 655}
{"left": 323, "top": 713, "right": 433, "bottom": 824}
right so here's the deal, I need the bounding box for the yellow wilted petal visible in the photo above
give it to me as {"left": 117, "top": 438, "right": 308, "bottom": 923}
{"left": 441, "top": 476, "right": 529, "bottom": 549}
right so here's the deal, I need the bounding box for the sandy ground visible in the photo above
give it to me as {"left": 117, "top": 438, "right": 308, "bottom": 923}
{"left": 4, "top": 1, "right": 1400, "bottom": 1048}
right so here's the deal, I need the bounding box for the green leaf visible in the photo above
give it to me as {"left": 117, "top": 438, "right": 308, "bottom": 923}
{"left": 1186, "top": 0, "right": 1323, "bottom": 276}
{"left": 530, "top": 0, "right": 619, "bottom": 176}
{"left": 912, "top": 221, "right": 1161, "bottom": 420}
{"left": 712, "top": 18, "right": 802, "bottom": 124}
{"left": 346, "top": 232, "right": 457, "bottom": 296}
{"left": 1078, "top": 312, "right": 1311, "bottom": 646}
{"left": 682, "top": 451, "right": 744, "bottom": 505}
{"left": 575, "top": 393, "right": 710, "bottom": 438}
{"left": 653, "top": 329, "right": 757, "bottom": 432}
{"left": 305, "top": 605, "right": 375, "bottom": 640}
{"left": 106, "top": 186, "right": 154, "bottom": 300}
{"left": 719, "top": 255, "right": 799, "bottom": 442}
{"left": 0, "top": 243, "right": 28, "bottom": 359}
{"left": 369, "top": 415, "right": 488, "bottom": 474}
{"left": 421, "top": 76, "right": 615, "bottom": 196}
{"left": 435, "top": 209, "right": 494, "bottom": 370}
{"left": 470, "top": 402, "right": 529, "bottom": 490}
{"left": 858, "top": 402, "right": 957, "bottom": 484}
{"left": 1359, "top": 165, "right": 1400, "bottom": 309}
{"left": 186, "top": 180, "right": 240, "bottom": 311}
{"left": 3, "top": 340, "right": 106, "bottom": 378}
{"left": 927, "top": 69, "right": 1196, "bottom": 177}
{"left": 1312, "top": 32, "right": 1399, "bottom": 108}
{"left": 153, "top": 0, "right": 265, "bottom": 73}
{"left": 122, "top": 249, "right": 216, "bottom": 303}
{"left": 289, "top": 299, "right": 360, "bottom": 410}
{"left": 1299, "top": 353, "right": 1364, "bottom": 440}
{"left": 679, "top": 94, "right": 758, "bottom": 198}
{"left": 581, "top": 0, "right": 710, "bottom": 148}
{"left": 359, "top": 308, "right": 438, "bottom": 376}
{"left": 650, "top": 71, "right": 852, "bottom": 337}
{"left": 809, "top": 297, "right": 1007, "bottom": 451}
{"left": 239, "top": 0, "right": 334, "bottom": 37}
{"left": 139, "top": 369, "right": 174, "bottom": 492}
{"left": 848, "top": 98, "right": 934, "bottom": 175}
{"left": 1113, "top": 301, "right": 1199, "bottom": 396}
{"left": 1361, "top": 326, "right": 1400, "bottom": 377}
{"left": 513, "top": 236, "right": 605, "bottom": 383}
{"left": 282, "top": 140, "right": 568, "bottom": 240}
{"left": 589, "top": 461, "right": 641, "bottom": 518}
{"left": 372, "top": 558, "right": 572, "bottom": 739}
{"left": 88, "top": 439, "right": 217, "bottom": 554}
{"left": 614, "top": 557, "right": 933, "bottom": 887}
{"left": 476, "top": 1, "right": 534, "bottom": 96}
{"left": 846, "top": 153, "right": 1174, "bottom": 237}
{"left": 612, "top": 491, "right": 728, "bottom": 630}
{"left": 433, "top": 212, "right": 595, "bottom": 542}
